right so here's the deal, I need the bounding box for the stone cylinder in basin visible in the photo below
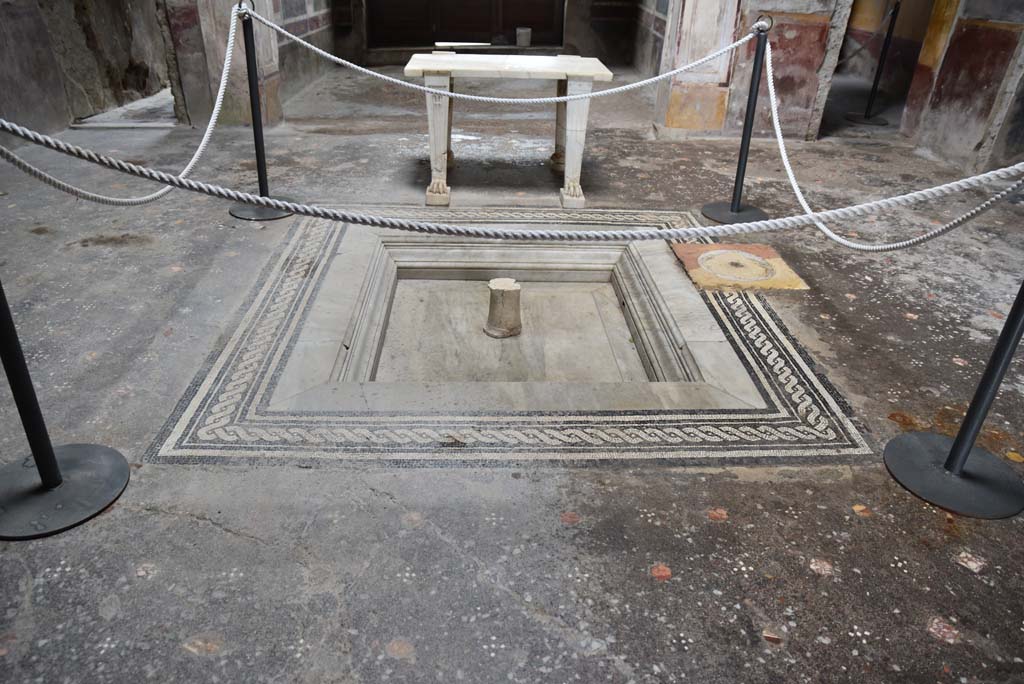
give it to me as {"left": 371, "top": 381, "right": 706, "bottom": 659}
{"left": 484, "top": 278, "right": 522, "bottom": 338}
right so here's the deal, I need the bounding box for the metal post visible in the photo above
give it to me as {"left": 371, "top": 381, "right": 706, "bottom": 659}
{"left": 730, "top": 29, "right": 767, "bottom": 214}
{"left": 846, "top": 0, "right": 901, "bottom": 126}
{"left": 944, "top": 279, "right": 1024, "bottom": 475}
{"left": 0, "top": 277, "right": 131, "bottom": 540}
{"left": 0, "top": 279, "right": 62, "bottom": 489}
{"left": 229, "top": 10, "right": 293, "bottom": 221}
{"left": 883, "top": 278, "right": 1024, "bottom": 519}
{"left": 245, "top": 13, "right": 270, "bottom": 198}
{"left": 701, "top": 24, "right": 770, "bottom": 225}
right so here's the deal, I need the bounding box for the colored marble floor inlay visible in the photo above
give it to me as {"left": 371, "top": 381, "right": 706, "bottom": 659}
{"left": 671, "top": 243, "right": 809, "bottom": 291}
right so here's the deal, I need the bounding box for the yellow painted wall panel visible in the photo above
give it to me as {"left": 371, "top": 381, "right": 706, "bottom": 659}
{"left": 666, "top": 84, "right": 728, "bottom": 130}
{"left": 918, "top": 0, "right": 960, "bottom": 69}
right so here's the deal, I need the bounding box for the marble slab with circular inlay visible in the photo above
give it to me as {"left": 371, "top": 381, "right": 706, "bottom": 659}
{"left": 671, "top": 243, "right": 809, "bottom": 291}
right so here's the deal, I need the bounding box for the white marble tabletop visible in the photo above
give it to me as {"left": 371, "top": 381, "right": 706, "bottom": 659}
{"left": 433, "top": 41, "right": 491, "bottom": 48}
{"left": 404, "top": 53, "right": 613, "bottom": 81}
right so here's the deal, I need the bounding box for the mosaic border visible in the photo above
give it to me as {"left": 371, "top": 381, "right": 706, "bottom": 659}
{"left": 146, "top": 207, "right": 872, "bottom": 466}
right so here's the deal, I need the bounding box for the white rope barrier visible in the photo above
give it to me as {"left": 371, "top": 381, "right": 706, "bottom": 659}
{"left": 762, "top": 41, "right": 1023, "bottom": 251}
{"left": 3, "top": 116, "right": 1022, "bottom": 245}
{"left": 1, "top": 2, "right": 1021, "bottom": 249}
{"left": 0, "top": 4, "right": 757, "bottom": 207}
{"left": 242, "top": 6, "right": 764, "bottom": 105}
{"left": 242, "top": 3, "right": 1023, "bottom": 251}
{"left": 37, "top": 5, "right": 241, "bottom": 206}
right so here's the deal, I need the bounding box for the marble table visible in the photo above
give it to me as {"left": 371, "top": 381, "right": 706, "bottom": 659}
{"left": 404, "top": 53, "right": 613, "bottom": 208}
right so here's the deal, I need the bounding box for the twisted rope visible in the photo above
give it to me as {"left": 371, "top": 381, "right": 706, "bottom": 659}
{"left": 242, "top": 6, "right": 763, "bottom": 105}
{"left": 2, "top": 2, "right": 1022, "bottom": 247}
{"left": 763, "top": 40, "right": 1024, "bottom": 251}
{"left": 3, "top": 116, "right": 1022, "bottom": 244}
{"left": 31, "top": 5, "right": 241, "bottom": 206}
{"left": 243, "top": 3, "right": 1023, "bottom": 249}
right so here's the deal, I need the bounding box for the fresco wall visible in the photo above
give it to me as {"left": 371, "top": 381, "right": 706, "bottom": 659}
{"left": 903, "top": 0, "right": 1024, "bottom": 170}
{"left": 655, "top": 0, "right": 854, "bottom": 140}
{"left": 838, "top": 0, "right": 932, "bottom": 98}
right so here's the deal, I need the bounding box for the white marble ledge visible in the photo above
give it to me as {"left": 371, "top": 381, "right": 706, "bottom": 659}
{"left": 404, "top": 53, "right": 613, "bottom": 81}
{"left": 434, "top": 41, "right": 491, "bottom": 48}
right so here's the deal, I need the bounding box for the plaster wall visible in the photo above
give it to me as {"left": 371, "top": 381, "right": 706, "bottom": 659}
{"left": 0, "top": 0, "right": 70, "bottom": 144}
{"left": 205, "top": 0, "right": 282, "bottom": 124}
{"left": 37, "top": 0, "right": 169, "bottom": 121}
{"left": 657, "top": 0, "right": 853, "bottom": 140}
{"left": 275, "top": 0, "right": 339, "bottom": 100}
{"left": 906, "top": 0, "right": 1024, "bottom": 170}
{"left": 899, "top": 0, "right": 955, "bottom": 135}
{"left": 988, "top": 66, "right": 1024, "bottom": 169}
{"left": 847, "top": 0, "right": 931, "bottom": 39}
{"left": 161, "top": 0, "right": 215, "bottom": 125}
{"left": 633, "top": 0, "right": 669, "bottom": 77}
{"left": 838, "top": 0, "right": 932, "bottom": 98}
{"left": 161, "top": 0, "right": 282, "bottom": 126}
{"left": 0, "top": 0, "right": 349, "bottom": 133}
{"left": 0, "top": 0, "right": 168, "bottom": 142}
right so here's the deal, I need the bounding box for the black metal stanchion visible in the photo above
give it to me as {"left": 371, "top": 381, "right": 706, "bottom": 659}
{"left": 884, "top": 278, "right": 1024, "bottom": 519}
{"left": 845, "top": 0, "right": 901, "bottom": 126}
{"left": 0, "top": 279, "right": 130, "bottom": 540}
{"left": 702, "top": 21, "right": 770, "bottom": 225}
{"left": 229, "top": 9, "right": 293, "bottom": 221}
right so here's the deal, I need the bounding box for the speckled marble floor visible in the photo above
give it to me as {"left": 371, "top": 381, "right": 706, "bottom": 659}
{"left": 1, "top": 65, "right": 1023, "bottom": 683}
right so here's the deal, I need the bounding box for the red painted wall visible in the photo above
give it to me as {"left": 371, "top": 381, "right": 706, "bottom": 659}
{"left": 725, "top": 12, "right": 831, "bottom": 138}
{"left": 915, "top": 19, "right": 1021, "bottom": 165}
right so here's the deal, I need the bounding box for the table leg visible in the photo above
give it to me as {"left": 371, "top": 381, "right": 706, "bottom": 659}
{"left": 560, "top": 78, "right": 592, "bottom": 209}
{"left": 425, "top": 73, "right": 451, "bottom": 206}
{"left": 446, "top": 79, "right": 456, "bottom": 169}
{"left": 550, "top": 79, "right": 567, "bottom": 173}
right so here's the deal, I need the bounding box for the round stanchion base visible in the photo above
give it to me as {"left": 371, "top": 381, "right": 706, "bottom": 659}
{"left": 701, "top": 200, "right": 769, "bottom": 225}
{"left": 0, "top": 444, "right": 130, "bottom": 540}
{"left": 844, "top": 112, "right": 888, "bottom": 126}
{"left": 229, "top": 196, "right": 294, "bottom": 222}
{"left": 883, "top": 432, "right": 1024, "bottom": 519}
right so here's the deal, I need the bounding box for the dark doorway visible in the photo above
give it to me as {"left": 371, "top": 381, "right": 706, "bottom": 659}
{"left": 367, "top": 0, "right": 564, "bottom": 48}
{"left": 819, "top": 0, "right": 935, "bottom": 138}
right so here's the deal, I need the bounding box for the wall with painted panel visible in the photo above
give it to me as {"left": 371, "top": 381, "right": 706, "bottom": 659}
{"left": 159, "top": 0, "right": 282, "bottom": 126}
{"left": 275, "top": 0, "right": 345, "bottom": 100}
{"left": 655, "top": 0, "right": 854, "bottom": 140}
{"left": 904, "top": 0, "right": 1024, "bottom": 170}
{"left": 839, "top": 0, "right": 933, "bottom": 98}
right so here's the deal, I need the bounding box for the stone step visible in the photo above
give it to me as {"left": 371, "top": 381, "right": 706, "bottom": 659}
{"left": 273, "top": 380, "right": 758, "bottom": 413}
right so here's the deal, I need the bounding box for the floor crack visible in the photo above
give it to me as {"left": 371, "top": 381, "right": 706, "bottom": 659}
{"left": 118, "top": 503, "right": 270, "bottom": 545}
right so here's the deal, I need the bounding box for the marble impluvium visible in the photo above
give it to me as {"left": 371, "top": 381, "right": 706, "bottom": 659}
{"left": 151, "top": 210, "right": 869, "bottom": 463}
